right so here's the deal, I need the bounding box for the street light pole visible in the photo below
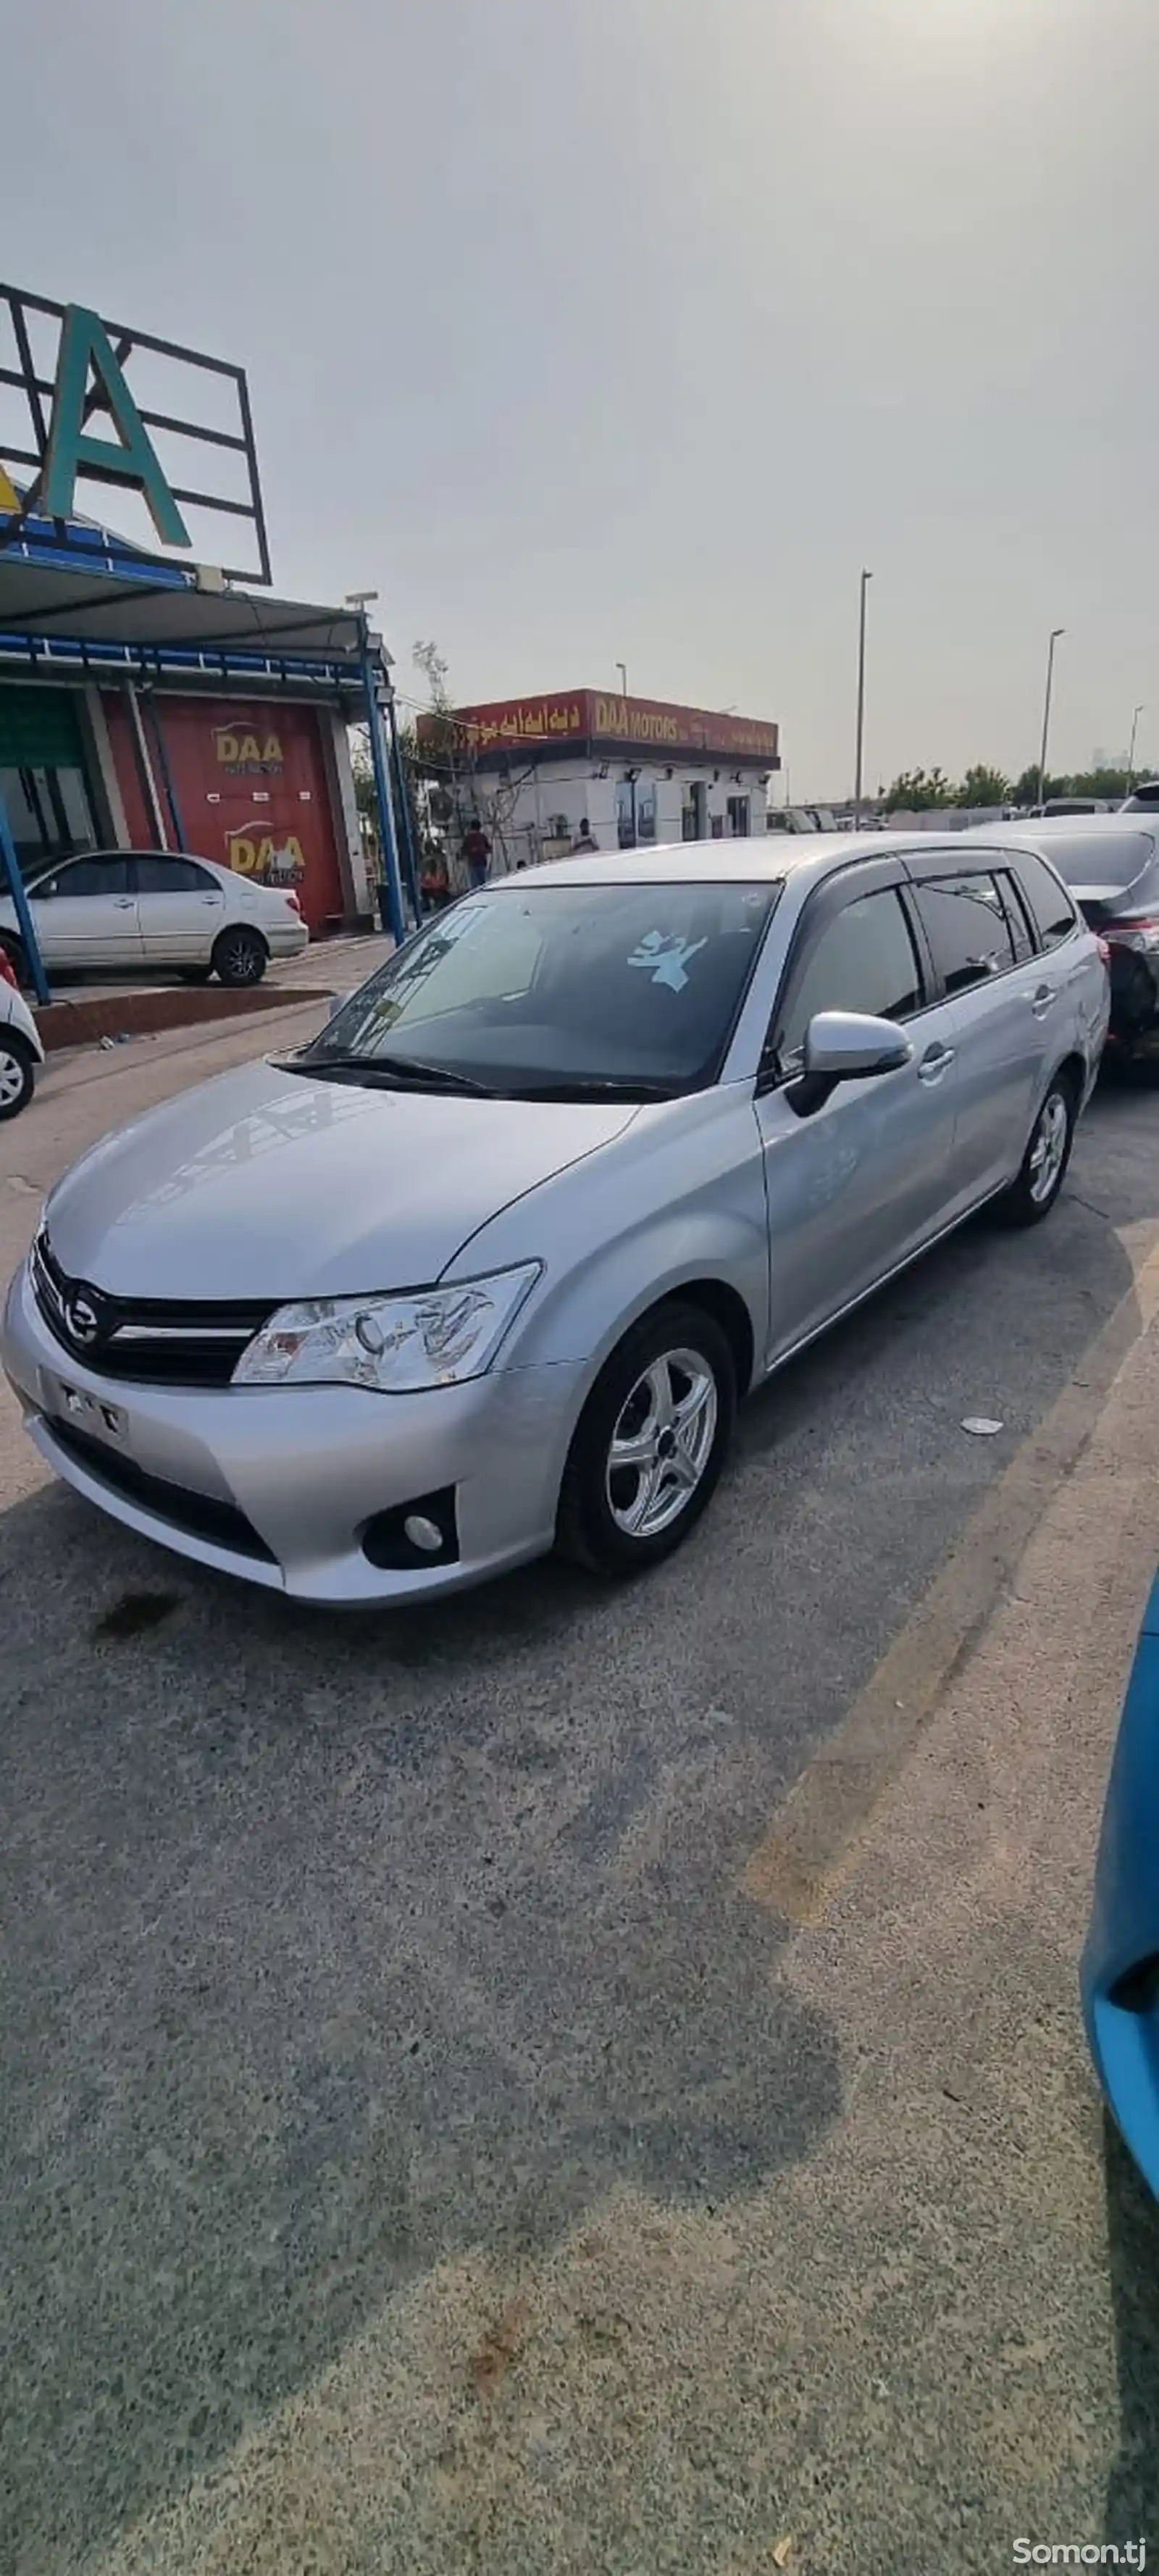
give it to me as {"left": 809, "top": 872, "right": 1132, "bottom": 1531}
{"left": 1037, "top": 627, "right": 1064, "bottom": 808}
{"left": 616, "top": 660, "right": 629, "bottom": 719}
{"left": 1128, "top": 703, "right": 1145, "bottom": 795}
{"left": 853, "top": 569, "right": 872, "bottom": 827}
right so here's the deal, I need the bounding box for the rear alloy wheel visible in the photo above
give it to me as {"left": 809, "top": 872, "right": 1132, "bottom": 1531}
{"left": 557, "top": 1300, "right": 737, "bottom": 1575}
{"left": 997, "top": 1076, "right": 1076, "bottom": 1226}
{"left": 0, "top": 1030, "right": 35, "bottom": 1121}
{"left": 212, "top": 927, "right": 267, "bottom": 988}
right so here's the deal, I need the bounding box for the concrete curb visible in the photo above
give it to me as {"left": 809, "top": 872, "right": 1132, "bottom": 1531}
{"left": 34, "top": 983, "right": 334, "bottom": 1053}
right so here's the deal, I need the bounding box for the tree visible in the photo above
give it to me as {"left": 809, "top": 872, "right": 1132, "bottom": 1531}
{"left": 881, "top": 766, "right": 955, "bottom": 812}
{"left": 958, "top": 764, "right": 1008, "bottom": 807}
{"left": 1069, "top": 768, "right": 1129, "bottom": 801}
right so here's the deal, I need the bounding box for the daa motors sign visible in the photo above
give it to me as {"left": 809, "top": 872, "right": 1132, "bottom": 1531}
{"left": 0, "top": 279, "right": 271, "bottom": 584}
{"left": 214, "top": 722, "right": 284, "bottom": 777}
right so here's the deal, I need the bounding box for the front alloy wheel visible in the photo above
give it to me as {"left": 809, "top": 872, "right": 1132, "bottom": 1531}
{"left": 0, "top": 1032, "right": 35, "bottom": 1120}
{"left": 606, "top": 1349, "right": 719, "bottom": 1539}
{"left": 557, "top": 1299, "right": 737, "bottom": 1575}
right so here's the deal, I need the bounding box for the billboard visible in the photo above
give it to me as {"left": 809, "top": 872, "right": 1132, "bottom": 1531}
{"left": 0, "top": 281, "right": 269, "bottom": 583}
{"left": 419, "top": 688, "right": 779, "bottom": 767}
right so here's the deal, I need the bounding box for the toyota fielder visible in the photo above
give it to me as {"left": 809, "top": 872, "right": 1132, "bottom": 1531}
{"left": 1, "top": 837, "right": 1108, "bottom": 1605}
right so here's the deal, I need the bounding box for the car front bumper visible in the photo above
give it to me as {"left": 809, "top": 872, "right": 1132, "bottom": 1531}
{"left": 1081, "top": 1572, "right": 1159, "bottom": 2194}
{"left": 1, "top": 1255, "right": 587, "bottom": 1605}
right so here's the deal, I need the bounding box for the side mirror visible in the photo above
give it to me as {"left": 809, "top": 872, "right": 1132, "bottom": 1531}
{"left": 803, "top": 1009, "right": 913, "bottom": 1079}
{"left": 782, "top": 1009, "right": 912, "bottom": 1118}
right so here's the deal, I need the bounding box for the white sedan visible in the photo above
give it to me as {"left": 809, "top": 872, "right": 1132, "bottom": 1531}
{"left": 0, "top": 948, "right": 44, "bottom": 1118}
{"left": 0, "top": 848, "right": 309, "bottom": 988}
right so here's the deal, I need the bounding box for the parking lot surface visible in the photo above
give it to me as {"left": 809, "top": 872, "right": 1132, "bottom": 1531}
{"left": 3, "top": 1034, "right": 1159, "bottom": 2575}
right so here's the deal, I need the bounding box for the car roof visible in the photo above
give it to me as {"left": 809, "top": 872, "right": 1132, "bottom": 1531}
{"left": 495, "top": 832, "right": 1018, "bottom": 894}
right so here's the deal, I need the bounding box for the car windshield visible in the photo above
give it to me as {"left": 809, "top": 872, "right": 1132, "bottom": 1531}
{"left": 299, "top": 879, "right": 779, "bottom": 1097}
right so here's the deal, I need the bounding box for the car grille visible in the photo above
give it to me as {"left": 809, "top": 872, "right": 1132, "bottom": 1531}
{"left": 47, "top": 1418, "right": 277, "bottom": 1563}
{"left": 32, "top": 1231, "right": 274, "bottom": 1389}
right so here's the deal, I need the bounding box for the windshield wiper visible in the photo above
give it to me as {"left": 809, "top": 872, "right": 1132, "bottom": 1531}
{"left": 282, "top": 1050, "right": 497, "bottom": 1096}
{"left": 505, "top": 1075, "right": 679, "bottom": 1102}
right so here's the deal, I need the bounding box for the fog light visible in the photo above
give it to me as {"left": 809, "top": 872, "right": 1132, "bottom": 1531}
{"left": 403, "top": 1514, "right": 444, "bottom": 1555}
{"left": 361, "top": 1486, "right": 459, "bottom": 1571}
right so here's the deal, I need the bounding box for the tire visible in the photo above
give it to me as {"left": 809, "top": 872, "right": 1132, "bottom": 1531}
{"left": 556, "top": 1298, "right": 737, "bottom": 1576}
{"left": 995, "top": 1072, "right": 1077, "bottom": 1227}
{"left": 0, "top": 1029, "right": 36, "bottom": 1121}
{"left": 212, "top": 926, "right": 267, "bottom": 988}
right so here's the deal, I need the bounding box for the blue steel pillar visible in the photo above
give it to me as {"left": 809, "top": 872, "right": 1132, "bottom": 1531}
{"left": 360, "top": 631, "right": 405, "bottom": 945}
{"left": 385, "top": 683, "right": 421, "bottom": 923}
{"left": 0, "top": 790, "right": 49, "bottom": 1004}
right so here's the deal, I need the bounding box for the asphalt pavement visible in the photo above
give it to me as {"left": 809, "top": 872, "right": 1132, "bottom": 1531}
{"left": 3, "top": 1036, "right": 1159, "bottom": 2575}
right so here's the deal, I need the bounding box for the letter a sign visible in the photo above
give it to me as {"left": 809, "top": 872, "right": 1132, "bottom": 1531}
{"left": 42, "top": 305, "right": 191, "bottom": 547}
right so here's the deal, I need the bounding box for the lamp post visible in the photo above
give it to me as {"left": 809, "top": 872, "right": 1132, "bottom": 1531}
{"left": 1037, "top": 627, "right": 1065, "bottom": 808}
{"left": 1128, "top": 703, "right": 1145, "bottom": 795}
{"left": 853, "top": 569, "right": 872, "bottom": 827}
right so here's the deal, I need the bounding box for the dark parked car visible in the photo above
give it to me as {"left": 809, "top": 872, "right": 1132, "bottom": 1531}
{"left": 966, "top": 818, "right": 1159, "bottom": 1066}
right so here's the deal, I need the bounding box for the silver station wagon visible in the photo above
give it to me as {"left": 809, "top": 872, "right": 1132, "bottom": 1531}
{"left": 2, "top": 835, "right": 1109, "bottom": 1605}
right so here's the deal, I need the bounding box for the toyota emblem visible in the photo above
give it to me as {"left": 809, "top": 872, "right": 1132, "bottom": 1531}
{"left": 67, "top": 1295, "right": 101, "bottom": 1347}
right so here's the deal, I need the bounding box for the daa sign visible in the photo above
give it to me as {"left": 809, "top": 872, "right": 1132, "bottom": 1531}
{"left": 0, "top": 280, "right": 270, "bottom": 585}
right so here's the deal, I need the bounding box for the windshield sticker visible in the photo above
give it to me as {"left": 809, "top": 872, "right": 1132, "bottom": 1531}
{"left": 627, "top": 929, "right": 708, "bottom": 993}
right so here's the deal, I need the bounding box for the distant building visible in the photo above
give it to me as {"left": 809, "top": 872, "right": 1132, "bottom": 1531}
{"left": 415, "top": 687, "right": 780, "bottom": 872}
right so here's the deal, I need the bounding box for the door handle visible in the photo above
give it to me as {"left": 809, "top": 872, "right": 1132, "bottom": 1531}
{"left": 1030, "top": 984, "right": 1058, "bottom": 1017}
{"left": 112, "top": 898, "right": 135, "bottom": 909}
{"left": 918, "top": 1043, "right": 955, "bottom": 1084}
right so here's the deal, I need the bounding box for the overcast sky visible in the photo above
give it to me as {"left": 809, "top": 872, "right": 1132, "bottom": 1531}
{"left": 3, "top": 0, "right": 1154, "bottom": 793}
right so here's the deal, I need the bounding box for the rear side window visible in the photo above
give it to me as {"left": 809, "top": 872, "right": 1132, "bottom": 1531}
{"left": 777, "top": 887, "right": 923, "bottom": 1064}
{"left": 1011, "top": 850, "right": 1079, "bottom": 949}
{"left": 912, "top": 872, "right": 1016, "bottom": 995}
{"left": 130, "top": 856, "right": 215, "bottom": 893}
{"left": 993, "top": 870, "right": 1037, "bottom": 966}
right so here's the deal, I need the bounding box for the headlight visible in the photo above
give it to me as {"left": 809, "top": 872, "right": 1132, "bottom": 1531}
{"left": 233, "top": 1263, "right": 540, "bottom": 1392}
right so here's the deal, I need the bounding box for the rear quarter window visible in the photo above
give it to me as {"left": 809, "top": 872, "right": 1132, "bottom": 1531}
{"left": 1010, "top": 850, "right": 1079, "bottom": 950}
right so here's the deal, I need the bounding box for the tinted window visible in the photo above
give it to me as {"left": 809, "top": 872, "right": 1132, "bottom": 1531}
{"left": 913, "top": 872, "right": 1016, "bottom": 995}
{"left": 778, "top": 887, "right": 923, "bottom": 1063}
{"left": 994, "top": 869, "right": 1037, "bottom": 965}
{"left": 130, "top": 856, "right": 215, "bottom": 893}
{"left": 1012, "top": 850, "right": 1079, "bottom": 949}
{"left": 36, "top": 855, "right": 131, "bottom": 900}
{"left": 311, "top": 880, "right": 779, "bottom": 1097}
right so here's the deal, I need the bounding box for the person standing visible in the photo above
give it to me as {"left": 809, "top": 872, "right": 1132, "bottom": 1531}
{"left": 460, "top": 819, "right": 492, "bottom": 889}
{"left": 571, "top": 819, "right": 599, "bottom": 853}
{"left": 419, "top": 843, "right": 451, "bottom": 912}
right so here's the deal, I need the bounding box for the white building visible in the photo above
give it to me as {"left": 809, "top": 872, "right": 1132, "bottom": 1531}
{"left": 417, "top": 687, "right": 781, "bottom": 873}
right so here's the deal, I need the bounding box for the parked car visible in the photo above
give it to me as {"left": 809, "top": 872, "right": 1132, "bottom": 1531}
{"left": 0, "top": 948, "right": 44, "bottom": 1119}
{"left": 1082, "top": 1572, "right": 1159, "bottom": 2194}
{"left": 964, "top": 816, "right": 1159, "bottom": 1066}
{"left": 1030, "top": 798, "right": 1110, "bottom": 817}
{"left": 0, "top": 848, "right": 309, "bottom": 988}
{"left": 1, "top": 835, "right": 1108, "bottom": 1606}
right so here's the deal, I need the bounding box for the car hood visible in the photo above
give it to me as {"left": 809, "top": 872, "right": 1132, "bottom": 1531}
{"left": 44, "top": 1057, "right": 639, "bottom": 1300}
